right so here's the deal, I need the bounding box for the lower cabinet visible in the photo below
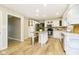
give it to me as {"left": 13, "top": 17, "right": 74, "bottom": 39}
{"left": 53, "top": 30, "right": 63, "bottom": 42}
{"left": 39, "top": 31, "right": 48, "bottom": 46}
{"left": 64, "top": 33, "right": 79, "bottom": 55}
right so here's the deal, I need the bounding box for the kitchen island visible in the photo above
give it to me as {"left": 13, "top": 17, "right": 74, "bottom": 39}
{"left": 31, "top": 31, "right": 48, "bottom": 47}
{"left": 39, "top": 31, "right": 48, "bottom": 47}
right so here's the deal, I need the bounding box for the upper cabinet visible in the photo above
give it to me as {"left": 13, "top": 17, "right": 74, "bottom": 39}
{"left": 28, "top": 20, "right": 38, "bottom": 27}
{"left": 67, "top": 5, "right": 79, "bottom": 24}
{"left": 68, "top": 5, "right": 79, "bottom": 19}
{"left": 62, "top": 18, "right": 69, "bottom": 26}
{"left": 53, "top": 20, "right": 60, "bottom": 27}
{"left": 45, "top": 20, "right": 60, "bottom": 27}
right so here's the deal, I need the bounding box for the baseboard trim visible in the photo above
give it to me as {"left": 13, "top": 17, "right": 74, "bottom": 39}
{"left": 24, "top": 37, "right": 31, "bottom": 40}
{"left": 8, "top": 37, "right": 21, "bottom": 42}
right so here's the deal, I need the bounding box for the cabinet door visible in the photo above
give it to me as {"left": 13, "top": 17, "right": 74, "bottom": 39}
{"left": 64, "top": 36, "right": 68, "bottom": 51}
{"left": 68, "top": 5, "right": 79, "bottom": 19}
{"left": 67, "top": 5, "right": 79, "bottom": 24}
{"left": 68, "top": 18, "right": 79, "bottom": 24}
{"left": 62, "top": 19, "right": 68, "bottom": 26}
{"left": 53, "top": 31, "right": 61, "bottom": 38}
{"left": 53, "top": 20, "right": 59, "bottom": 26}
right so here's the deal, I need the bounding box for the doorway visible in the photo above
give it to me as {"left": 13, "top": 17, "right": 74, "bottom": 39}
{"left": 8, "top": 15, "right": 21, "bottom": 47}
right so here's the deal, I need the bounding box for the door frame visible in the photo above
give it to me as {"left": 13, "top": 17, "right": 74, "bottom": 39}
{"left": 6, "top": 13, "right": 24, "bottom": 46}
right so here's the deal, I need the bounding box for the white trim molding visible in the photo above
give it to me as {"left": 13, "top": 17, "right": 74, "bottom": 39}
{"left": 20, "top": 17, "right": 24, "bottom": 42}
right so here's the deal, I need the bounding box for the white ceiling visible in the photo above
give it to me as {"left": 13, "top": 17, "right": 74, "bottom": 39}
{"left": 1, "top": 4, "right": 68, "bottom": 20}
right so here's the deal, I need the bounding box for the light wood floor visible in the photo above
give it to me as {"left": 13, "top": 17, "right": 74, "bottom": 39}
{"left": 0, "top": 37, "right": 65, "bottom": 55}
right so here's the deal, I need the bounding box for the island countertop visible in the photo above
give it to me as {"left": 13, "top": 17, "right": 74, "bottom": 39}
{"left": 31, "top": 31, "right": 47, "bottom": 33}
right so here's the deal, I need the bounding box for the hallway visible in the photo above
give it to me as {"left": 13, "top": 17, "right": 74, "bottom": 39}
{"left": 0, "top": 38, "right": 64, "bottom": 55}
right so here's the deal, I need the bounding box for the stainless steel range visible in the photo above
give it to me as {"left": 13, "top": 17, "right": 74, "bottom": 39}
{"left": 47, "top": 25, "right": 53, "bottom": 36}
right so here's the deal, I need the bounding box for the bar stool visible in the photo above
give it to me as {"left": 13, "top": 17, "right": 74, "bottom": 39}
{"left": 31, "top": 32, "right": 35, "bottom": 46}
{"left": 31, "top": 32, "right": 38, "bottom": 46}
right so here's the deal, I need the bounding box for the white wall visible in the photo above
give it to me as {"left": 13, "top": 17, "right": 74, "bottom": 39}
{"left": 0, "top": 10, "right": 8, "bottom": 50}
{"left": 0, "top": 6, "right": 24, "bottom": 50}
{"left": 23, "top": 18, "right": 29, "bottom": 39}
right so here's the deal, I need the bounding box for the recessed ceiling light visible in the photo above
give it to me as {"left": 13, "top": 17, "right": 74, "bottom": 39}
{"left": 56, "top": 12, "right": 59, "bottom": 15}
{"left": 43, "top": 3, "right": 47, "bottom": 7}
{"left": 36, "top": 9, "right": 39, "bottom": 13}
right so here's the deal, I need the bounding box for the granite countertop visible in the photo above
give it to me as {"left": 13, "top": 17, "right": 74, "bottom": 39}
{"left": 58, "top": 31, "right": 79, "bottom": 38}
{"left": 53, "top": 30, "right": 79, "bottom": 37}
{"left": 31, "top": 31, "right": 47, "bottom": 33}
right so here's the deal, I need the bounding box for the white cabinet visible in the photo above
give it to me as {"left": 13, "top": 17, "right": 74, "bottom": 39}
{"left": 53, "top": 20, "right": 59, "bottom": 26}
{"left": 39, "top": 31, "right": 48, "bottom": 46}
{"left": 53, "top": 31, "right": 60, "bottom": 38}
{"left": 53, "top": 30, "right": 63, "bottom": 41}
{"left": 45, "top": 20, "right": 53, "bottom": 27}
{"left": 64, "top": 33, "right": 69, "bottom": 52}
{"left": 28, "top": 26, "right": 35, "bottom": 37}
{"left": 28, "top": 20, "right": 38, "bottom": 37}
{"left": 62, "top": 19, "right": 69, "bottom": 26}
{"left": 45, "top": 20, "right": 60, "bottom": 27}
{"left": 67, "top": 5, "right": 79, "bottom": 24}
{"left": 68, "top": 18, "right": 79, "bottom": 24}
{"left": 62, "top": 5, "right": 79, "bottom": 25}
{"left": 68, "top": 5, "right": 79, "bottom": 19}
{"left": 64, "top": 33, "right": 79, "bottom": 55}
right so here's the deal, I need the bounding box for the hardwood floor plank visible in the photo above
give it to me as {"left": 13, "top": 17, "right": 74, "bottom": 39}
{"left": 0, "top": 37, "right": 65, "bottom": 55}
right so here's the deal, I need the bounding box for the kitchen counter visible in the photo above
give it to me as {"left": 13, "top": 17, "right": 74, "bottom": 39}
{"left": 39, "top": 31, "right": 48, "bottom": 46}
{"left": 57, "top": 31, "right": 79, "bottom": 40}
{"left": 31, "top": 31, "right": 48, "bottom": 47}
{"left": 52, "top": 30, "right": 79, "bottom": 55}
{"left": 55, "top": 30, "right": 79, "bottom": 37}
{"left": 60, "top": 31, "right": 79, "bottom": 55}
{"left": 31, "top": 31, "right": 47, "bottom": 33}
